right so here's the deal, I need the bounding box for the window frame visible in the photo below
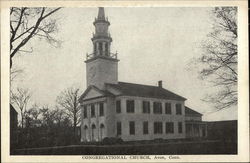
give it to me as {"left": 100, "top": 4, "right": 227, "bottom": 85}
{"left": 142, "top": 101, "right": 150, "bottom": 113}
{"left": 83, "top": 105, "right": 87, "bottom": 118}
{"left": 154, "top": 122, "right": 163, "bottom": 134}
{"left": 165, "top": 122, "right": 174, "bottom": 134}
{"left": 116, "top": 100, "right": 121, "bottom": 113}
{"left": 153, "top": 102, "right": 162, "bottom": 114}
{"left": 91, "top": 104, "right": 95, "bottom": 118}
{"left": 117, "top": 122, "right": 121, "bottom": 136}
{"left": 143, "top": 121, "right": 149, "bottom": 135}
{"left": 126, "top": 100, "right": 135, "bottom": 113}
{"left": 176, "top": 104, "right": 182, "bottom": 115}
{"left": 178, "top": 122, "right": 183, "bottom": 133}
{"left": 129, "top": 121, "right": 135, "bottom": 135}
{"left": 165, "top": 103, "right": 172, "bottom": 114}
{"left": 99, "top": 102, "right": 104, "bottom": 116}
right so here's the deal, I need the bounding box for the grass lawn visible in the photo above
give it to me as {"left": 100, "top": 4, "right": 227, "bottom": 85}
{"left": 13, "top": 139, "right": 237, "bottom": 155}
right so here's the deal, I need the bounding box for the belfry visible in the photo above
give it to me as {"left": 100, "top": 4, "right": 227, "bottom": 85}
{"left": 92, "top": 7, "right": 112, "bottom": 57}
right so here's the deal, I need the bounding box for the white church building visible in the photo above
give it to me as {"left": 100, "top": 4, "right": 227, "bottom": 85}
{"left": 79, "top": 7, "right": 207, "bottom": 142}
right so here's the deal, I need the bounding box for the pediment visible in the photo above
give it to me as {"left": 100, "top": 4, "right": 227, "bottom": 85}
{"left": 79, "top": 86, "right": 106, "bottom": 102}
{"left": 85, "top": 88, "right": 104, "bottom": 99}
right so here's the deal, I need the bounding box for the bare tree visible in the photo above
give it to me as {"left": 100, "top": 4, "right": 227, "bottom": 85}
{"left": 53, "top": 106, "right": 66, "bottom": 127}
{"left": 197, "top": 7, "right": 237, "bottom": 110}
{"left": 10, "top": 65, "right": 24, "bottom": 82}
{"left": 56, "top": 87, "right": 81, "bottom": 140}
{"left": 10, "top": 88, "right": 32, "bottom": 128}
{"left": 39, "top": 105, "right": 56, "bottom": 127}
{"left": 10, "top": 7, "right": 61, "bottom": 68}
{"left": 25, "top": 104, "right": 41, "bottom": 127}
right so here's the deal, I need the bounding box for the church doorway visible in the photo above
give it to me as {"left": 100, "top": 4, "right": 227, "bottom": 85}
{"left": 83, "top": 125, "right": 88, "bottom": 141}
{"left": 100, "top": 124, "right": 105, "bottom": 140}
{"left": 91, "top": 124, "right": 96, "bottom": 141}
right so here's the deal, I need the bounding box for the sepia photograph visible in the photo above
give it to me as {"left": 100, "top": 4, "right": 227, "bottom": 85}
{"left": 1, "top": 0, "right": 249, "bottom": 162}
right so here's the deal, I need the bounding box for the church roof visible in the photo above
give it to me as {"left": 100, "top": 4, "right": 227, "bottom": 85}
{"left": 106, "top": 82, "right": 186, "bottom": 101}
{"left": 185, "top": 106, "right": 202, "bottom": 116}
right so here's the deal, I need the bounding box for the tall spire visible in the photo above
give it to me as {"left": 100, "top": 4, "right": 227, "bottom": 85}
{"left": 86, "top": 7, "right": 118, "bottom": 61}
{"left": 97, "top": 7, "right": 105, "bottom": 20}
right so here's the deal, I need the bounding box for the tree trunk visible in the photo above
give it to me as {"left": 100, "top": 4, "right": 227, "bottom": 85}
{"left": 21, "top": 113, "right": 24, "bottom": 129}
{"left": 73, "top": 118, "right": 76, "bottom": 139}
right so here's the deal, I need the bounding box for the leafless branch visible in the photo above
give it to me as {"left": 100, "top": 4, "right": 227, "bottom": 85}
{"left": 10, "top": 7, "right": 61, "bottom": 68}
{"left": 56, "top": 86, "right": 81, "bottom": 138}
{"left": 10, "top": 87, "right": 32, "bottom": 128}
{"left": 194, "top": 7, "right": 238, "bottom": 110}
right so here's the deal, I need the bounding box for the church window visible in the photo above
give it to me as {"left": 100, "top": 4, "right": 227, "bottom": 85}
{"left": 143, "top": 121, "right": 149, "bottom": 135}
{"left": 83, "top": 105, "right": 87, "bottom": 118}
{"left": 153, "top": 102, "right": 162, "bottom": 114}
{"left": 117, "top": 122, "right": 121, "bottom": 135}
{"left": 129, "top": 121, "right": 135, "bottom": 135}
{"left": 99, "top": 103, "right": 104, "bottom": 116}
{"left": 165, "top": 103, "right": 171, "bottom": 114}
{"left": 99, "top": 42, "right": 103, "bottom": 55}
{"left": 126, "top": 100, "right": 135, "bottom": 113}
{"left": 166, "top": 122, "right": 174, "bottom": 134}
{"left": 116, "top": 100, "right": 121, "bottom": 113}
{"left": 154, "top": 122, "right": 163, "bottom": 134}
{"left": 105, "top": 42, "right": 108, "bottom": 56}
{"left": 91, "top": 104, "right": 95, "bottom": 117}
{"left": 142, "top": 101, "right": 150, "bottom": 113}
{"left": 176, "top": 104, "right": 182, "bottom": 115}
{"left": 178, "top": 122, "right": 183, "bottom": 133}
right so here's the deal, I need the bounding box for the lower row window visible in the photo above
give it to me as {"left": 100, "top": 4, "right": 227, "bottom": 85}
{"left": 178, "top": 122, "right": 183, "bottom": 133}
{"left": 154, "top": 122, "right": 163, "bottom": 134}
{"left": 117, "top": 122, "right": 121, "bottom": 135}
{"left": 129, "top": 121, "right": 135, "bottom": 135}
{"left": 166, "top": 122, "right": 174, "bottom": 133}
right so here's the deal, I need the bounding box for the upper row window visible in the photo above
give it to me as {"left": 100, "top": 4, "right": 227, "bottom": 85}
{"left": 91, "top": 104, "right": 95, "bottom": 117}
{"left": 116, "top": 100, "right": 121, "bottom": 113}
{"left": 83, "top": 105, "right": 87, "bottom": 118}
{"left": 153, "top": 102, "right": 162, "bottom": 114}
{"left": 176, "top": 104, "right": 182, "bottom": 115}
{"left": 126, "top": 100, "right": 135, "bottom": 113}
{"left": 83, "top": 102, "right": 104, "bottom": 118}
{"left": 99, "top": 103, "right": 104, "bottom": 116}
{"left": 115, "top": 100, "right": 182, "bottom": 115}
{"left": 142, "top": 101, "right": 150, "bottom": 113}
{"left": 165, "top": 103, "right": 171, "bottom": 114}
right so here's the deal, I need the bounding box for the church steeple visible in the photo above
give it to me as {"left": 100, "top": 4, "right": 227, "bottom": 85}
{"left": 85, "top": 7, "right": 119, "bottom": 90}
{"left": 86, "top": 7, "right": 117, "bottom": 60}
{"left": 97, "top": 7, "right": 105, "bottom": 20}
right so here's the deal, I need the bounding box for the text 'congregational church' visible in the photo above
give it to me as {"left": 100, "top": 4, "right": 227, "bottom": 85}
{"left": 79, "top": 7, "right": 207, "bottom": 142}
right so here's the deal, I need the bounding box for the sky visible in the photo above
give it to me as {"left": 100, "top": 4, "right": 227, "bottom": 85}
{"left": 11, "top": 7, "right": 237, "bottom": 121}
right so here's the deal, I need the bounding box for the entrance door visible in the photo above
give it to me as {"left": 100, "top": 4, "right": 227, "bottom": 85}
{"left": 91, "top": 124, "right": 96, "bottom": 141}
{"left": 84, "top": 126, "right": 88, "bottom": 141}
{"left": 100, "top": 124, "right": 105, "bottom": 140}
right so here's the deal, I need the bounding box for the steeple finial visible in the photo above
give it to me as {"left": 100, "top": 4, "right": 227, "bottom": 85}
{"left": 97, "top": 7, "right": 105, "bottom": 20}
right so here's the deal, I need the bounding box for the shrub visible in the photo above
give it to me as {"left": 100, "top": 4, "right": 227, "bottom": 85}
{"left": 153, "top": 138, "right": 164, "bottom": 143}
{"left": 102, "top": 137, "right": 123, "bottom": 145}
